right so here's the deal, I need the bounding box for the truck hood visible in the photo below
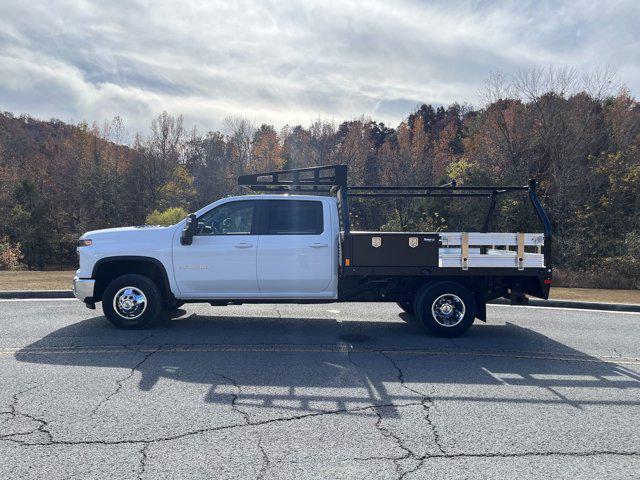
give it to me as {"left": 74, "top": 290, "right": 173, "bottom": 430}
{"left": 81, "top": 225, "right": 175, "bottom": 238}
{"left": 79, "top": 225, "right": 180, "bottom": 251}
{"left": 75, "top": 224, "right": 182, "bottom": 279}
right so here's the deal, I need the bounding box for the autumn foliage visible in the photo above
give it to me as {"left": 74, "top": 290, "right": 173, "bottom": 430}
{"left": 0, "top": 70, "right": 638, "bottom": 286}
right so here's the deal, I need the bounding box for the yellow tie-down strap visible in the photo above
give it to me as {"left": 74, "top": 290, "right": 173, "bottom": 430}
{"left": 461, "top": 232, "right": 469, "bottom": 270}
{"left": 517, "top": 232, "right": 525, "bottom": 270}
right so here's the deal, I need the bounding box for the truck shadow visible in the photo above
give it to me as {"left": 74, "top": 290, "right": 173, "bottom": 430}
{"left": 15, "top": 310, "right": 640, "bottom": 417}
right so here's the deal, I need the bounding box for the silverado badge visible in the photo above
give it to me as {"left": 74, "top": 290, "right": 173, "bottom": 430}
{"left": 372, "top": 236, "right": 382, "bottom": 248}
{"left": 409, "top": 237, "right": 418, "bottom": 248}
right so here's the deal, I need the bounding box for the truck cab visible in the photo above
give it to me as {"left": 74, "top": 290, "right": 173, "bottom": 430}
{"left": 172, "top": 194, "right": 339, "bottom": 300}
{"left": 74, "top": 194, "right": 340, "bottom": 322}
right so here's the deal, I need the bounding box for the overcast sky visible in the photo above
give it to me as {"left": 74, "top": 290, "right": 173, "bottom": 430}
{"left": 0, "top": 0, "right": 638, "bottom": 134}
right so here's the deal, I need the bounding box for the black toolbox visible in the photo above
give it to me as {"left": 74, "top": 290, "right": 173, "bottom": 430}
{"left": 346, "top": 232, "right": 440, "bottom": 267}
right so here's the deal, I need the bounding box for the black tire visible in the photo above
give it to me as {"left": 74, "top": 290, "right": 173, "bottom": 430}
{"left": 396, "top": 300, "right": 415, "bottom": 316}
{"left": 102, "top": 274, "right": 163, "bottom": 329}
{"left": 413, "top": 282, "right": 476, "bottom": 338}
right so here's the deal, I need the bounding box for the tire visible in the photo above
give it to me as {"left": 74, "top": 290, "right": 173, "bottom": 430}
{"left": 413, "top": 282, "right": 476, "bottom": 338}
{"left": 396, "top": 300, "right": 415, "bottom": 316}
{"left": 102, "top": 274, "right": 163, "bottom": 329}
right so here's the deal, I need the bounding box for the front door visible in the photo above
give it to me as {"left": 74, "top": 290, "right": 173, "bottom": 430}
{"left": 173, "top": 200, "right": 259, "bottom": 297}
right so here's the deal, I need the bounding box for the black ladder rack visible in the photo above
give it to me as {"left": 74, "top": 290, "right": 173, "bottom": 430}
{"left": 238, "top": 164, "right": 347, "bottom": 192}
{"left": 237, "top": 163, "right": 552, "bottom": 266}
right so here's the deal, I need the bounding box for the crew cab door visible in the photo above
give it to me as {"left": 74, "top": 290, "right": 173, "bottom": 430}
{"left": 172, "top": 200, "right": 259, "bottom": 297}
{"left": 256, "top": 199, "right": 335, "bottom": 297}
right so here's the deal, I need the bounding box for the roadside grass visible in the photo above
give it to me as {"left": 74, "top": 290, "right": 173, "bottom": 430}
{"left": 0, "top": 270, "right": 75, "bottom": 291}
{"left": 549, "top": 287, "right": 640, "bottom": 304}
{"left": 1, "top": 270, "right": 639, "bottom": 305}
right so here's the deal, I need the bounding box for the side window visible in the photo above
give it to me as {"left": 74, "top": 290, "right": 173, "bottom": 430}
{"left": 266, "top": 200, "right": 323, "bottom": 235}
{"left": 197, "top": 201, "right": 255, "bottom": 235}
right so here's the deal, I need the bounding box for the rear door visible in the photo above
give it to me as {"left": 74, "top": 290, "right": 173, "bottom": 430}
{"left": 257, "top": 199, "right": 334, "bottom": 297}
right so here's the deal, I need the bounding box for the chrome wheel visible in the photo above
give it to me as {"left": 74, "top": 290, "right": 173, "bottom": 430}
{"left": 431, "top": 294, "right": 465, "bottom": 327}
{"left": 113, "top": 287, "right": 147, "bottom": 319}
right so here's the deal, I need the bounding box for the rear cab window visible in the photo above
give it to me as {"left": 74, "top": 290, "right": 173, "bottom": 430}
{"left": 264, "top": 200, "right": 324, "bottom": 235}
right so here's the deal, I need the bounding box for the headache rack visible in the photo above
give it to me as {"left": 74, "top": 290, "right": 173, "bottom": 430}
{"left": 238, "top": 164, "right": 553, "bottom": 270}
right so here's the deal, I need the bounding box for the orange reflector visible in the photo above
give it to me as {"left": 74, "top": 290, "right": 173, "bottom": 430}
{"left": 543, "top": 278, "right": 552, "bottom": 285}
{"left": 345, "top": 258, "right": 350, "bottom": 266}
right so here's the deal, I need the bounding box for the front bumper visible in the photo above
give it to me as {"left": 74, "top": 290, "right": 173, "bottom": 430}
{"left": 73, "top": 276, "right": 95, "bottom": 302}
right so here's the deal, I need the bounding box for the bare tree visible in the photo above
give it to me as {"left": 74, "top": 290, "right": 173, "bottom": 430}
{"left": 224, "top": 116, "right": 255, "bottom": 178}
{"left": 142, "top": 112, "right": 186, "bottom": 208}
{"left": 479, "top": 70, "right": 516, "bottom": 104}
{"left": 582, "top": 65, "right": 619, "bottom": 100}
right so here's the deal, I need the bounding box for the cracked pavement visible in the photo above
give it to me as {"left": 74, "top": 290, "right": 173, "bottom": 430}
{"left": 1, "top": 300, "right": 639, "bottom": 479}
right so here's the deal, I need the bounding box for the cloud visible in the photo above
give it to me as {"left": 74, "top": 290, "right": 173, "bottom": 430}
{"left": 0, "top": 0, "right": 638, "bottom": 135}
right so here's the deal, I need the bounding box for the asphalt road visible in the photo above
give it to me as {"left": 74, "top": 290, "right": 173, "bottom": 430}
{"left": 1, "top": 300, "right": 639, "bottom": 479}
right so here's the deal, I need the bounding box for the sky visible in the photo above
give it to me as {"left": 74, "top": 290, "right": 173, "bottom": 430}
{"left": 0, "top": 0, "right": 638, "bottom": 135}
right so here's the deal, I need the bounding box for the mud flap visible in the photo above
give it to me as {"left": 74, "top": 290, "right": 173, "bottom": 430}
{"left": 519, "top": 275, "right": 551, "bottom": 300}
{"left": 474, "top": 279, "right": 487, "bottom": 322}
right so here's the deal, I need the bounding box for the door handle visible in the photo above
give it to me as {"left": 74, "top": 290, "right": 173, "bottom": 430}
{"left": 309, "top": 243, "right": 328, "bottom": 248}
{"left": 234, "top": 242, "right": 253, "bottom": 248}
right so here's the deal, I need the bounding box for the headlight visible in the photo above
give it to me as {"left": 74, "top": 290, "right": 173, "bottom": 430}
{"left": 77, "top": 239, "right": 93, "bottom": 247}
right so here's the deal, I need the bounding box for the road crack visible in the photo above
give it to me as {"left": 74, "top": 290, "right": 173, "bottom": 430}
{"left": 372, "top": 404, "right": 419, "bottom": 478}
{"left": 380, "top": 352, "right": 445, "bottom": 454}
{"left": 0, "top": 401, "right": 422, "bottom": 448}
{"left": 346, "top": 348, "right": 422, "bottom": 479}
{"left": 257, "top": 437, "right": 271, "bottom": 480}
{"left": 352, "top": 449, "right": 640, "bottom": 475}
{"left": 0, "top": 386, "right": 53, "bottom": 444}
{"left": 376, "top": 351, "right": 448, "bottom": 478}
{"left": 90, "top": 348, "right": 158, "bottom": 416}
{"left": 137, "top": 442, "right": 150, "bottom": 479}
{"left": 211, "top": 370, "right": 251, "bottom": 425}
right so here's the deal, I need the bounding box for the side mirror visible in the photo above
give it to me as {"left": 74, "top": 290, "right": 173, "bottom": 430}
{"left": 180, "top": 213, "right": 198, "bottom": 245}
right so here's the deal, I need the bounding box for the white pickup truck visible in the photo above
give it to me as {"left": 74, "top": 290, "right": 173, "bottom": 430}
{"left": 73, "top": 165, "right": 553, "bottom": 337}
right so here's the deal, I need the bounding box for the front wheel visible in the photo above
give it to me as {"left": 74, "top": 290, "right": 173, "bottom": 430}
{"left": 414, "top": 282, "right": 476, "bottom": 337}
{"left": 102, "top": 274, "right": 163, "bottom": 329}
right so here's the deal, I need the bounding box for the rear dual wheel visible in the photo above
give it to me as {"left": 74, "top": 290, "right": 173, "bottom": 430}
{"left": 413, "top": 282, "right": 476, "bottom": 337}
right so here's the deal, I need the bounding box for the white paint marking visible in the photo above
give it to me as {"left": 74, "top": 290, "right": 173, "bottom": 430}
{"left": 489, "top": 303, "right": 640, "bottom": 316}
{"left": 0, "top": 298, "right": 77, "bottom": 302}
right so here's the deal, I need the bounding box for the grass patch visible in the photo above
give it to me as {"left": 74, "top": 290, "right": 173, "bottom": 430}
{"left": 550, "top": 287, "right": 640, "bottom": 304}
{"left": 0, "top": 270, "right": 75, "bottom": 291}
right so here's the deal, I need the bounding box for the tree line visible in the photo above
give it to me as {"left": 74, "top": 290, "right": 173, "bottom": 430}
{"left": 0, "top": 68, "right": 638, "bottom": 288}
